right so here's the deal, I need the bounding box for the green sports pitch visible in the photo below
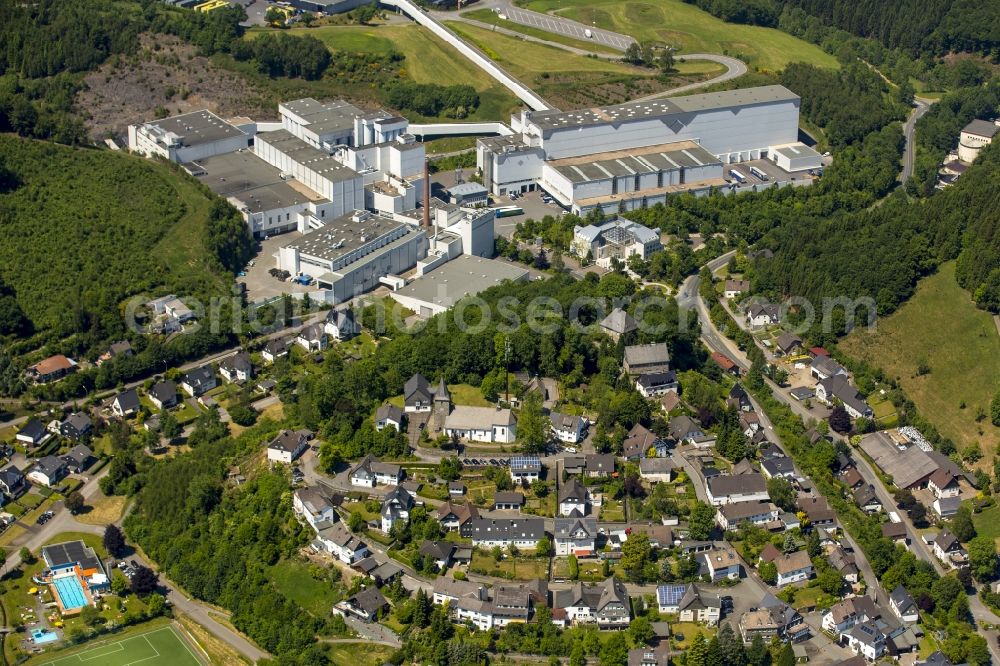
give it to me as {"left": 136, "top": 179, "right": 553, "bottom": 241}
{"left": 36, "top": 625, "right": 204, "bottom": 666}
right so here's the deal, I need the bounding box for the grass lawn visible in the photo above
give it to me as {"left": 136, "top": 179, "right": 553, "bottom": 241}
{"left": 74, "top": 494, "right": 127, "bottom": 526}
{"left": 424, "top": 136, "right": 479, "bottom": 155}
{"left": 460, "top": 8, "right": 620, "bottom": 53}
{"left": 26, "top": 622, "right": 202, "bottom": 666}
{"left": 552, "top": 557, "right": 605, "bottom": 581}
{"left": 343, "top": 502, "right": 379, "bottom": 522}
{"left": 972, "top": 502, "right": 1000, "bottom": 550}
{"left": 600, "top": 499, "right": 625, "bottom": 522}
{"left": 671, "top": 621, "right": 715, "bottom": 648}
{"left": 841, "top": 262, "right": 1000, "bottom": 460}
{"left": 470, "top": 551, "right": 549, "bottom": 580}
{"left": 266, "top": 558, "right": 344, "bottom": 617}
{"left": 256, "top": 24, "right": 518, "bottom": 122}
{"left": 868, "top": 394, "right": 899, "bottom": 428}
{"left": 446, "top": 21, "right": 724, "bottom": 109}
{"left": 175, "top": 613, "right": 249, "bottom": 666}
{"left": 449, "top": 383, "right": 491, "bottom": 407}
{"left": 328, "top": 642, "right": 395, "bottom": 666}
{"left": 513, "top": 0, "right": 838, "bottom": 71}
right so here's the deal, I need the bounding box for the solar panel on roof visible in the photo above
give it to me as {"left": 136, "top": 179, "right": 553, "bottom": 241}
{"left": 656, "top": 584, "right": 686, "bottom": 606}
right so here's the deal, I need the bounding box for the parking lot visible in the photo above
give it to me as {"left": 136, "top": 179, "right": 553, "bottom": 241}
{"left": 238, "top": 233, "right": 318, "bottom": 303}
{"left": 495, "top": 5, "right": 634, "bottom": 51}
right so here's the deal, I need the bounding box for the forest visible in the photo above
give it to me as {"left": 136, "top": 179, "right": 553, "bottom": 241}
{"left": 0, "top": 137, "right": 248, "bottom": 368}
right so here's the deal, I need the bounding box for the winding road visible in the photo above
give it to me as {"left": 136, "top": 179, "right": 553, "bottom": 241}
{"left": 901, "top": 98, "right": 933, "bottom": 184}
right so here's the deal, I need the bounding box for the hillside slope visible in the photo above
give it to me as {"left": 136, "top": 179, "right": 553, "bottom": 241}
{"left": 0, "top": 137, "right": 231, "bottom": 347}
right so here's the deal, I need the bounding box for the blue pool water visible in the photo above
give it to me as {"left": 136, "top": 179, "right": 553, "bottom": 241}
{"left": 52, "top": 575, "right": 87, "bottom": 610}
{"left": 31, "top": 629, "right": 58, "bottom": 644}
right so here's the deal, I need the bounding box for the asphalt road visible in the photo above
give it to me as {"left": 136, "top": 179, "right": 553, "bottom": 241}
{"left": 900, "top": 98, "right": 933, "bottom": 184}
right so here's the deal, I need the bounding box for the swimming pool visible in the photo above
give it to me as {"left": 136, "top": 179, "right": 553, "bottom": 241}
{"left": 31, "top": 629, "right": 58, "bottom": 644}
{"left": 52, "top": 575, "right": 88, "bottom": 611}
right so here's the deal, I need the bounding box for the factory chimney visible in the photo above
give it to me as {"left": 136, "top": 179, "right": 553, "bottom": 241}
{"left": 423, "top": 158, "right": 431, "bottom": 228}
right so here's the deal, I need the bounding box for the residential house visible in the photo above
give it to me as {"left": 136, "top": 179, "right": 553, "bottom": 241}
{"left": 466, "top": 518, "right": 545, "bottom": 549}
{"left": 932, "top": 530, "right": 967, "bottom": 567}
{"left": 636, "top": 371, "right": 679, "bottom": 398}
{"left": 110, "top": 388, "right": 141, "bottom": 418}
{"left": 760, "top": 457, "right": 795, "bottom": 480}
{"left": 639, "top": 458, "right": 675, "bottom": 483}
{"left": 727, "top": 384, "right": 753, "bottom": 412}
{"left": 563, "top": 456, "right": 586, "bottom": 475}
{"left": 933, "top": 496, "right": 962, "bottom": 519}
{"left": 148, "top": 380, "right": 178, "bottom": 409}
{"left": 810, "top": 356, "right": 848, "bottom": 382}
{"left": 827, "top": 545, "right": 859, "bottom": 584}
{"left": 724, "top": 279, "right": 750, "bottom": 299}
{"left": 97, "top": 341, "right": 133, "bottom": 366}
{"left": 774, "top": 332, "right": 803, "bottom": 357}
{"left": 433, "top": 577, "right": 486, "bottom": 607}
{"left": 325, "top": 308, "right": 359, "bottom": 340}
{"left": 315, "top": 521, "right": 369, "bottom": 564}
{"left": 816, "top": 375, "right": 873, "bottom": 419}
{"left": 703, "top": 548, "right": 742, "bottom": 581}
{"left": 180, "top": 365, "right": 217, "bottom": 397}
{"left": 404, "top": 373, "right": 434, "bottom": 413}
{"left": 669, "top": 415, "right": 715, "bottom": 448}
{"left": 600, "top": 308, "right": 638, "bottom": 342}
{"left": 368, "top": 561, "right": 404, "bottom": 586}
{"left": 436, "top": 500, "right": 480, "bottom": 533}
{"left": 890, "top": 585, "right": 919, "bottom": 624}
{"left": 59, "top": 412, "right": 93, "bottom": 441}
{"left": 445, "top": 406, "right": 517, "bottom": 444}
{"left": 678, "top": 584, "right": 722, "bottom": 626}
{"left": 739, "top": 594, "right": 809, "bottom": 643}
{"left": 219, "top": 352, "right": 253, "bottom": 383}
{"left": 551, "top": 578, "right": 630, "bottom": 629}
{"left": 918, "top": 654, "right": 957, "bottom": 666}
{"left": 294, "top": 486, "right": 337, "bottom": 528}
{"left": 706, "top": 473, "right": 768, "bottom": 506}
{"left": 774, "top": 551, "right": 814, "bottom": 586}
{"left": 623, "top": 423, "right": 670, "bottom": 459}
{"left": 61, "top": 445, "right": 93, "bottom": 473}
{"left": 342, "top": 587, "right": 388, "bottom": 622}
{"left": 821, "top": 596, "right": 880, "bottom": 635}
{"left": 15, "top": 419, "right": 51, "bottom": 448}
{"left": 262, "top": 338, "right": 289, "bottom": 364}
{"left": 711, "top": 352, "right": 740, "bottom": 376}
{"left": 655, "top": 584, "right": 687, "bottom": 613}
{"left": 660, "top": 391, "right": 682, "bottom": 414}
{"left": 623, "top": 343, "right": 671, "bottom": 376}
{"left": 491, "top": 584, "right": 533, "bottom": 627}
{"left": 510, "top": 456, "right": 542, "bottom": 483}
{"left": 550, "top": 412, "right": 586, "bottom": 444}
{"left": 0, "top": 465, "right": 26, "bottom": 499}
{"left": 26, "top": 354, "right": 76, "bottom": 384}
{"left": 928, "top": 469, "right": 960, "bottom": 499}
{"left": 374, "top": 404, "right": 405, "bottom": 432}
{"left": 350, "top": 455, "right": 403, "bottom": 487}
{"left": 26, "top": 456, "right": 67, "bottom": 487}
{"left": 843, "top": 621, "right": 886, "bottom": 661}
{"left": 628, "top": 645, "right": 670, "bottom": 666}
{"left": 841, "top": 468, "right": 865, "bottom": 490}
{"left": 881, "top": 522, "right": 908, "bottom": 545}
{"left": 493, "top": 492, "right": 525, "bottom": 511}
{"left": 266, "top": 430, "right": 309, "bottom": 463}
{"left": 853, "top": 485, "right": 882, "bottom": 513}
{"left": 380, "top": 485, "right": 415, "bottom": 533}
{"left": 454, "top": 597, "right": 496, "bottom": 630}
{"left": 420, "top": 540, "right": 458, "bottom": 570}
{"left": 797, "top": 497, "right": 836, "bottom": 527}
{"left": 449, "top": 482, "right": 466, "bottom": 497}
{"left": 739, "top": 411, "right": 761, "bottom": 438}
{"left": 558, "top": 477, "right": 591, "bottom": 516}
{"left": 716, "top": 501, "right": 780, "bottom": 531}
{"left": 295, "top": 323, "right": 327, "bottom": 352}
{"left": 745, "top": 302, "right": 780, "bottom": 329}
{"left": 554, "top": 517, "right": 597, "bottom": 556}
{"left": 585, "top": 454, "right": 615, "bottom": 478}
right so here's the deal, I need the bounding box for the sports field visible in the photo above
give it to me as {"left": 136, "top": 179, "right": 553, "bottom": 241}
{"left": 34, "top": 625, "right": 203, "bottom": 666}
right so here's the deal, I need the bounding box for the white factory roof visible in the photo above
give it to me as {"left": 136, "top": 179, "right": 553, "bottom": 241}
{"left": 281, "top": 98, "right": 392, "bottom": 136}
{"left": 392, "top": 256, "right": 529, "bottom": 310}
{"left": 256, "top": 129, "right": 360, "bottom": 183}
{"left": 282, "top": 211, "right": 408, "bottom": 263}
{"left": 525, "top": 85, "right": 798, "bottom": 132}
{"left": 962, "top": 119, "right": 999, "bottom": 139}
{"left": 770, "top": 142, "right": 822, "bottom": 160}
{"left": 184, "top": 151, "right": 328, "bottom": 213}
{"left": 548, "top": 140, "right": 720, "bottom": 183}
{"left": 140, "top": 109, "right": 246, "bottom": 147}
